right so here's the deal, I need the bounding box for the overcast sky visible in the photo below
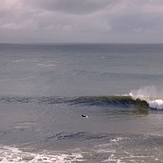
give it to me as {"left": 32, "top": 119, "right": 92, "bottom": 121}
{"left": 0, "top": 0, "right": 163, "bottom": 43}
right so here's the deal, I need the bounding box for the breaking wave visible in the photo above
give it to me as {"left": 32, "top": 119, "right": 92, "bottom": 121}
{"left": 1, "top": 86, "right": 163, "bottom": 110}
{"left": 0, "top": 95, "right": 149, "bottom": 108}
{"left": 130, "top": 86, "right": 163, "bottom": 110}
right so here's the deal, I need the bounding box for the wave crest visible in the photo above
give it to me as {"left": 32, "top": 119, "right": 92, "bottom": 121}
{"left": 1, "top": 92, "right": 163, "bottom": 109}
{"left": 130, "top": 86, "right": 163, "bottom": 110}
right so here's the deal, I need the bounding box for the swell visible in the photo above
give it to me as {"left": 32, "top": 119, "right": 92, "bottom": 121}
{"left": 45, "top": 132, "right": 110, "bottom": 142}
{"left": 0, "top": 95, "right": 149, "bottom": 108}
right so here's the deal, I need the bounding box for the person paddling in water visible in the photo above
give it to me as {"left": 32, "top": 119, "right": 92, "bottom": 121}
{"left": 81, "top": 114, "right": 90, "bottom": 118}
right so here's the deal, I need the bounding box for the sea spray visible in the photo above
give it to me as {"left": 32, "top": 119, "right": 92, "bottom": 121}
{"left": 129, "top": 86, "right": 158, "bottom": 99}
{"left": 130, "top": 86, "right": 163, "bottom": 109}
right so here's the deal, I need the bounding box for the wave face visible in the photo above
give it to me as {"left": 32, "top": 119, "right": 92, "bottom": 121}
{"left": 0, "top": 95, "right": 149, "bottom": 108}
{"left": 0, "top": 95, "right": 163, "bottom": 109}
{"left": 69, "top": 96, "right": 149, "bottom": 109}
{"left": 1, "top": 94, "right": 163, "bottom": 109}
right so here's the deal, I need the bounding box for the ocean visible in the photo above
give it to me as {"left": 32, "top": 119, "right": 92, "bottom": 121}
{"left": 0, "top": 43, "right": 163, "bottom": 162}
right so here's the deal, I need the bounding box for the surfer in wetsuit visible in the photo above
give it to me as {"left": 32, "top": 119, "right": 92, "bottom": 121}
{"left": 81, "top": 114, "right": 90, "bottom": 118}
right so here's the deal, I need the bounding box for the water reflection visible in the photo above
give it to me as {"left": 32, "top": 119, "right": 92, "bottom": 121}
{"left": 130, "top": 105, "right": 149, "bottom": 115}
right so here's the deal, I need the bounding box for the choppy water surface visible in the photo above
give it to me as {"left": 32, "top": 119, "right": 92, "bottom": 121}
{"left": 0, "top": 43, "right": 163, "bottom": 162}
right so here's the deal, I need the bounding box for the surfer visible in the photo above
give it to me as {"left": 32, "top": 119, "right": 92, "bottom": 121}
{"left": 81, "top": 114, "right": 90, "bottom": 118}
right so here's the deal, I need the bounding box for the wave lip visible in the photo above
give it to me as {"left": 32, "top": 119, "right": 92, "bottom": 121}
{"left": 130, "top": 93, "right": 163, "bottom": 110}
{"left": 129, "top": 86, "right": 163, "bottom": 110}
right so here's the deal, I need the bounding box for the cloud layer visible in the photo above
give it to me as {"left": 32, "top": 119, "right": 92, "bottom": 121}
{"left": 1, "top": 0, "right": 163, "bottom": 43}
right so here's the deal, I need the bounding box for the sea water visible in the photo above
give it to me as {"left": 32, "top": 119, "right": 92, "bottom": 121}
{"left": 0, "top": 43, "right": 163, "bottom": 162}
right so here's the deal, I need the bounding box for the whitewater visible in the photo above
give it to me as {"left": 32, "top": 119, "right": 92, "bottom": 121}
{"left": 130, "top": 86, "right": 163, "bottom": 110}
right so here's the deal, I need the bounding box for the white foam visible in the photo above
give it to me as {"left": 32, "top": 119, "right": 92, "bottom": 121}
{"left": 0, "top": 146, "right": 84, "bottom": 163}
{"left": 38, "top": 63, "right": 55, "bottom": 67}
{"left": 110, "top": 137, "right": 123, "bottom": 143}
{"left": 148, "top": 99, "right": 163, "bottom": 110}
{"left": 102, "top": 154, "right": 123, "bottom": 163}
{"left": 96, "top": 149, "right": 116, "bottom": 153}
{"left": 129, "top": 86, "right": 163, "bottom": 109}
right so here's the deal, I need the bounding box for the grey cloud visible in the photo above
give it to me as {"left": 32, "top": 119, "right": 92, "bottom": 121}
{"left": 1, "top": 0, "right": 163, "bottom": 43}
{"left": 110, "top": 13, "right": 163, "bottom": 33}
{"left": 25, "top": 0, "right": 115, "bottom": 15}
